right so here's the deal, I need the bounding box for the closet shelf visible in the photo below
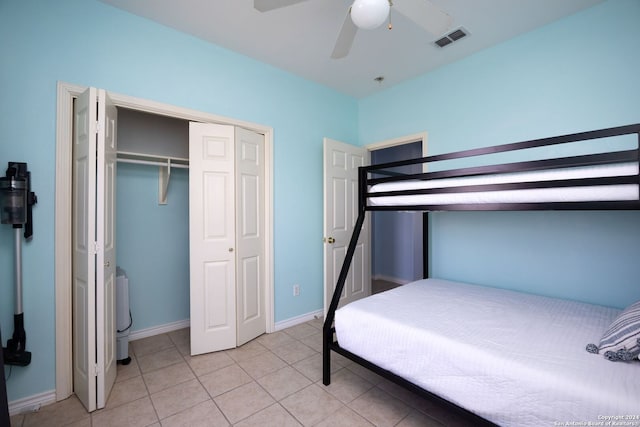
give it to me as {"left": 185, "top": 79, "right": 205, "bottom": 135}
{"left": 116, "top": 151, "right": 189, "bottom": 205}
{"left": 117, "top": 151, "right": 189, "bottom": 168}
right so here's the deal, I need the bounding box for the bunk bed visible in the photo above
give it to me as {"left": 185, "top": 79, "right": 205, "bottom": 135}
{"left": 322, "top": 123, "right": 640, "bottom": 426}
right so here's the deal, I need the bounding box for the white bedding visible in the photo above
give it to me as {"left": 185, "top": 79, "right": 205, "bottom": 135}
{"left": 368, "top": 162, "right": 639, "bottom": 206}
{"left": 334, "top": 279, "right": 640, "bottom": 426}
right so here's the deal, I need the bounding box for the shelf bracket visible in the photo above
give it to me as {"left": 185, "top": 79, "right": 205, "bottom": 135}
{"left": 159, "top": 158, "right": 171, "bottom": 205}
{"left": 116, "top": 151, "right": 188, "bottom": 205}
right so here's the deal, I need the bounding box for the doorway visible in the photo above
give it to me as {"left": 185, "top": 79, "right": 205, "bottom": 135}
{"left": 370, "top": 141, "right": 424, "bottom": 293}
{"left": 322, "top": 132, "right": 427, "bottom": 315}
{"left": 54, "top": 82, "right": 274, "bottom": 403}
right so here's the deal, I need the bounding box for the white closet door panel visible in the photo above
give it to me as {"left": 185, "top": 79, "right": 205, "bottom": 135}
{"left": 204, "top": 261, "right": 233, "bottom": 329}
{"left": 73, "top": 88, "right": 117, "bottom": 412}
{"left": 95, "top": 89, "right": 117, "bottom": 409}
{"left": 73, "top": 87, "right": 98, "bottom": 412}
{"left": 204, "top": 173, "right": 232, "bottom": 238}
{"left": 240, "top": 175, "right": 259, "bottom": 236}
{"left": 236, "top": 127, "right": 265, "bottom": 346}
{"left": 240, "top": 256, "right": 260, "bottom": 320}
{"left": 189, "top": 123, "right": 237, "bottom": 355}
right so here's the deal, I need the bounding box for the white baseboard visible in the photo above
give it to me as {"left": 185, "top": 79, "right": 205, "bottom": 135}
{"left": 128, "top": 312, "right": 322, "bottom": 336}
{"left": 129, "top": 313, "right": 322, "bottom": 338}
{"left": 131, "top": 312, "right": 323, "bottom": 337}
{"left": 274, "top": 310, "right": 323, "bottom": 331}
{"left": 129, "top": 319, "right": 190, "bottom": 342}
{"left": 8, "top": 389, "right": 56, "bottom": 416}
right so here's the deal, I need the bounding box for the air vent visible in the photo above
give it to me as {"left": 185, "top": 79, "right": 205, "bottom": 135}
{"left": 435, "top": 37, "right": 452, "bottom": 48}
{"left": 434, "top": 27, "right": 468, "bottom": 48}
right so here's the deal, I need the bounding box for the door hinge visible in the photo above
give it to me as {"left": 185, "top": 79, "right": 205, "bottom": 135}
{"left": 92, "top": 364, "right": 101, "bottom": 377}
{"left": 96, "top": 120, "right": 101, "bottom": 134}
{"left": 92, "top": 241, "right": 100, "bottom": 255}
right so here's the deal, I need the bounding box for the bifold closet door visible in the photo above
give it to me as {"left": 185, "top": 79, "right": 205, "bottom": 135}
{"left": 72, "top": 87, "right": 117, "bottom": 412}
{"left": 189, "top": 123, "right": 237, "bottom": 355}
{"left": 189, "top": 123, "right": 266, "bottom": 355}
{"left": 235, "top": 127, "right": 266, "bottom": 347}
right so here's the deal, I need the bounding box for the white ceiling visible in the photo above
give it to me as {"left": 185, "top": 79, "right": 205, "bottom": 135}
{"left": 98, "top": 0, "right": 603, "bottom": 98}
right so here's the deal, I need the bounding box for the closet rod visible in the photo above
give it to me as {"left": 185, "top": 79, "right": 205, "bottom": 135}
{"left": 117, "top": 157, "right": 189, "bottom": 169}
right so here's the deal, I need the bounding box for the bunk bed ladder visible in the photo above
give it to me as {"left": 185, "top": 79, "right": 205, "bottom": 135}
{"left": 323, "top": 167, "right": 367, "bottom": 386}
{"left": 322, "top": 210, "right": 366, "bottom": 384}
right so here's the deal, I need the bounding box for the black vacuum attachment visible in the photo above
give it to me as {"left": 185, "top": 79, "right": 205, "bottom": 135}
{"left": 4, "top": 314, "right": 29, "bottom": 366}
{"left": 1, "top": 162, "right": 37, "bottom": 366}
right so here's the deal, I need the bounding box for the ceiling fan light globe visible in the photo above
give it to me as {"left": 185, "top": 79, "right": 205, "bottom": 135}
{"left": 351, "top": 0, "right": 389, "bottom": 30}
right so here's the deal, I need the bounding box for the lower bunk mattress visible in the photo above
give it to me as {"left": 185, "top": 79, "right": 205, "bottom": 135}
{"left": 334, "top": 278, "right": 639, "bottom": 426}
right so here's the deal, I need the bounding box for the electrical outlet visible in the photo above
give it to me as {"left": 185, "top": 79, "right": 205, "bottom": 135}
{"left": 293, "top": 284, "right": 300, "bottom": 296}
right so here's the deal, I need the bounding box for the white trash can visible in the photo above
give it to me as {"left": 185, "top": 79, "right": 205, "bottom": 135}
{"left": 116, "top": 267, "right": 132, "bottom": 365}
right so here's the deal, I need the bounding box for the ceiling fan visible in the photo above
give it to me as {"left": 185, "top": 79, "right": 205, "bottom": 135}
{"left": 254, "top": 0, "right": 453, "bottom": 59}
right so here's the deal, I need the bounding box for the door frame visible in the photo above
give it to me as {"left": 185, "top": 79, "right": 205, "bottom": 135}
{"left": 54, "top": 81, "right": 275, "bottom": 401}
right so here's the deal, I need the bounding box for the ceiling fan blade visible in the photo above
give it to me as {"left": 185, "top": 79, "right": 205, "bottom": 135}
{"left": 331, "top": 9, "right": 358, "bottom": 59}
{"left": 393, "top": 0, "right": 453, "bottom": 36}
{"left": 254, "top": 0, "right": 309, "bottom": 12}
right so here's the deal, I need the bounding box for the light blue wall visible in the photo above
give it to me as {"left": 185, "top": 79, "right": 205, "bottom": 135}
{"left": 0, "top": 0, "right": 356, "bottom": 402}
{"left": 359, "top": 0, "right": 640, "bottom": 307}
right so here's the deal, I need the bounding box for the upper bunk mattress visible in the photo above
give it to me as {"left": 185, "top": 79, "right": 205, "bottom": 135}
{"left": 368, "top": 162, "right": 639, "bottom": 206}
{"left": 334, "top": 278, "right": 640, "bottom": 426}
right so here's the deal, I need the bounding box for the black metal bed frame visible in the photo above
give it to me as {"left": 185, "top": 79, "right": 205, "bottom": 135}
{"left": 322, "top": 123, "right": 640, "bottom": 425}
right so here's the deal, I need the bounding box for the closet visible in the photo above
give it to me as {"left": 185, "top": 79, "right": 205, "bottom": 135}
{"left": 116, "top": 108, "right": 191, "bottom": 340}
{"left": 71, "top": 87, "right": 267, "bottom": 412}
{"left": 117, "top": 111, "right": 267, "bottom": 355}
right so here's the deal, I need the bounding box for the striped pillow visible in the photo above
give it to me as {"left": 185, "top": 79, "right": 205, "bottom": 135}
{"left": 590, "top": 300, "right": 640, "bottom": 362}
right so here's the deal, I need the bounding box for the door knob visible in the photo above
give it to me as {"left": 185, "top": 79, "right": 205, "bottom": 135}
{"left": 229, "top": 248, "right": 234, "bottom": 252}
{"left": 324, "top": 237, "right": 335, "bottom": 244}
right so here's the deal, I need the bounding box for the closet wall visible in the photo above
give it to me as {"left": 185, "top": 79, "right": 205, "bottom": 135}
{"left": 116, "top": 109, "right": 190, "bottom": 332}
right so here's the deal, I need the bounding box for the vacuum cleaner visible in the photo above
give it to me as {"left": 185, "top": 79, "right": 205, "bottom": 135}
{"left": 0, "top": 162, "right": 37, "bottom": 367}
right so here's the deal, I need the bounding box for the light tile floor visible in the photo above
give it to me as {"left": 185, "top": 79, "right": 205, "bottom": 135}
{"left": 10, "top": 317, "right": 470, "bottom": 427}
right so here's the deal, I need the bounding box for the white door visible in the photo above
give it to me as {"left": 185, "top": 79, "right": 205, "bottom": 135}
{"left": 235, "top": 127, "right": 266, "bottom": 346}
{"left": 189, "top": 123, "right": 237, "bottom": 355}
{"left": 72, "top": 87, "right": 117, "bottom": 412}
{"left": 323, "top": 138, "right": 370, "bottom": 316}
{"left": 96, "top": 91, "right": 118, "bottom": 408}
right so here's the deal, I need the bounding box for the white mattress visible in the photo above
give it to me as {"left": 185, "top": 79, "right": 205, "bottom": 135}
{"left": 369, "top": 162, "right": 639, "bottom": 206}
{"left": 334, "top": 279, "right": 640, "bottom": 426}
